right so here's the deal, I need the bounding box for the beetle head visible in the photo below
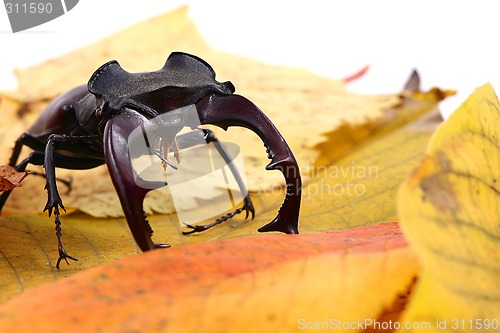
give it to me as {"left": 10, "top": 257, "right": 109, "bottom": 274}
{"left": 88, "top": 52, "right": 235, "bottom": 120}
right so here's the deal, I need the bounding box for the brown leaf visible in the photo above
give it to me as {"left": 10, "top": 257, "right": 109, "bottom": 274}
{"left": 0, "top": 166, "right": 28, "bottom": 192}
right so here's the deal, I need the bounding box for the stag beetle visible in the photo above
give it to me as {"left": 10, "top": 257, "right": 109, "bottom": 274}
{"left": 0, "top": 52, "right": 302, "bottom": 268}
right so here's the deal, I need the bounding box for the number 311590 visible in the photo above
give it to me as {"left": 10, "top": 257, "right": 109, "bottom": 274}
{"left": 451, "top": 319, "right": 499, "bottom": 330}
{"left": 5, "top": 2, "right": 53, "bottom": 14}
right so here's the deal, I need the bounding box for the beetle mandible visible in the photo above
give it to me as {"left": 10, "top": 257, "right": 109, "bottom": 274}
{"left": 0, "top": 52, "right": 302, "bottom": 268}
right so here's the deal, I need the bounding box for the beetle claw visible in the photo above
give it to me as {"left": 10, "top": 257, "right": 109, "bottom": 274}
{"left": 56, "top": 249, "right": 78, "bottom": 270}
{"left": 43, "top": 194, "right": 66, "bottom": 217}
{"left": 243, "top": 196, "right": 255, "bottom": 220}
{"left": 182, "top": 200, "right": 254, "bottom": 235}
{"left": 182, "top": 223, "right": 206, "bottom": 235}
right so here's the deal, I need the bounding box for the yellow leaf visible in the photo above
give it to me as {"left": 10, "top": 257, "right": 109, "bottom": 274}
{"left": 398, "top": 83, "right": 500, "bottom": 332}
{"left": 314, "top": 70, "right": 455, "bottom": 167}
{"left": 296, "top": 111, "right": 442, "bottom": 233}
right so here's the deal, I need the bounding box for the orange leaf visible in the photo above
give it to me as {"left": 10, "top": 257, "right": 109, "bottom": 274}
{"left": 0, "top": 222, "right": 419, "bottom": 332}
{"left": 0, "top": 166, "right": 29, "bottom": 192}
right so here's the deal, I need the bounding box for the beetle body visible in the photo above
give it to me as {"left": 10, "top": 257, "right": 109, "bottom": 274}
{"left": 23, "top": 86, "right": 104, "bottom": 160}
{"left": 0, "top": 52, "right": 302, "bottom": 268}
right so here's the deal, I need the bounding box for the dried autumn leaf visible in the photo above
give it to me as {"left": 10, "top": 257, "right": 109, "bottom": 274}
{"left": 0, "top": 223, "right": 420, "bottom": 333}
{"left": 398, "top": 83, "right": 500, "bottom": 332}
{"left": 0, "top": 166, "right": 28, "bottom": 192}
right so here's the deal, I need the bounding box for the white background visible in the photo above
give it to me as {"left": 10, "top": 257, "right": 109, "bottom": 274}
{"left": 1, "top": 0, "right": 499, "bottom": 117}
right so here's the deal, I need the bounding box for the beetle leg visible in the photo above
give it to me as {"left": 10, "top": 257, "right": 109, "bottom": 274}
{"left": 177, "top": 128, "right": 255, "bottom": 234}
{"left": 54, "top": 214, "right": 78, "bottom": 269}
{"left": 42, "top": 134, "right": 102, "bottom": 211}
{"left": 202, "top": 128, "right": 255, "bottom": 218}
{"left": 196, "top": 94, "right": 301, "bottom": 234}
{"left": 43, "top": 134, "right": 72, "bottom": 268}
{"left": 42, "top": 134, "right": 102, "bottom": 268}
{"left": 183, "top": 206, "right": 246, "bottom": 235}
{"left": 0, "top": 147, "right": 78, "bottom": 268}
{"left": 0, "top": 131, "right": 60, "bottom": 213}
{"left": 103, "top": 112, "right": 171, "bottom": 251}
{"left": 14, "top": 134, "right": 74, "bottom": 192}
{"left": 7, "top": 134, "right": 26, "bottom": 166}
{"left": 0, "top": 133, "right": 86, "bottom": 214}
{"left": 43, "top": 135, "right": 71, "bottom": 215}
{"left": 0, "top": 132, "right": 104, "bottom": 267}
